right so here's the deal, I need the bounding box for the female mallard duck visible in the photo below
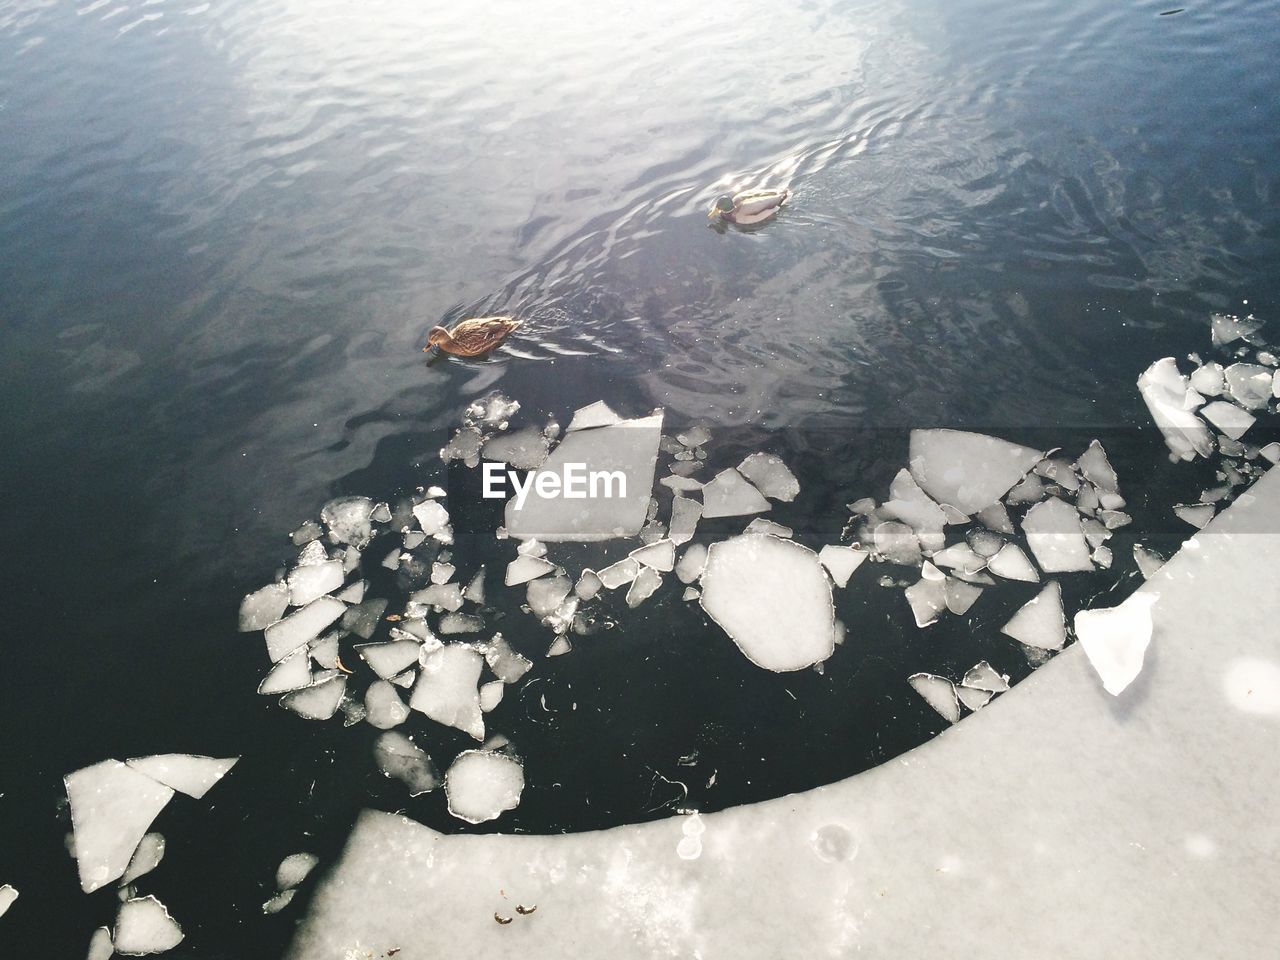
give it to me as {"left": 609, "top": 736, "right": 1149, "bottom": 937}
{"left": 708, "top": 188, "right": 790, "bottom": 225}
{"left": 424, "top": 316, "right": 522, "bottom": 357}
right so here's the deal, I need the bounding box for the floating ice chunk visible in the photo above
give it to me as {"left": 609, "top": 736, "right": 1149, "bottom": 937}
{"left": 566, "top": 400, "right": 622, "bottom": 432}
{"left": 1001, "top": 581, "right": 1066, "bottom": 651}
{"left": 736, "top": 453, "right": 799, "bottom": 502}
{"left": 883, "top": 468, "right": 947, "bottom": 552}
{"left": 505, "top": 555, "right": 555, "bottom": 586}
{"left": 817, "top": 545, "right": 867, "bottom": 587}
{"left": 1174, "top": 502, "right": 1215, "bottom": 528}
{"left": 660, "top": 475, "right": 704, "bottom": 493}
{"left": 744, "top": 518, "right": 792, "bottom": 538}
{"left": 86, "top": 926, "right": 113, "bottom": 960}
{"left": 908, "top": 429, "right": 1043, "bottom": 515}
{"left": 483, "top": 425, "right": 550, "bottom": 470}
{"left": 682, "top": 587, "right": 701, "bottom": 601}
{"left": 547, "top": 636, "right": 572, "bottom": 656}
{"left": 966, "top": 527, "right": 1006, "bottom": 559}
{"left": 1133, "top": 543, "right": 1167, "bottom": 579}
{"left": 114, "top": 896, "right": 183, "bottom": 955}
{"left": 675, "top": 543, "right": 708, "bottom": 584}
{"left": 668, "top": 496, "right": 702, "bottom": 545}
{"left": 430, "top": 561, "right": 455, "bottom": 585}
{"left": 1022, "top": 498, "right": 1094, "bottom": 573}
{"left": 463, "top": 568, "right": 486, "bottom": 604}
{"left": 1098, "top": 509, "right": 1130, "bottom": 530}
{"left": 287, "top": 560, "right": 344, "bottom": 607}
{"left": 441, "top": 426, "right": 485, "bottom": 468}
{"left": 1005, "top": 472, "right": 1047, "bottom": 506}
{"left": 1034, "top": 457, "right": 1081, "bottom": 492}
{"left": 904, "top": 569, "right": 947, "bottom": 628}
{"left": 438, "top": 612, "right": 485, "bottom": 635}
{"left": 677, "top": 425, "right": 712, "bottom": 448}
{"left": 1200, "top": 400, "right": 1255, "bottom": 440}
{"left": 630, "top": 539, "right": 675, "bottom": 571}
{"left": 365, "top": 681, "right": 409, "bottom": 729}
{"left": 907, "top": 674, "right": 960, "bottom": 722}
{"left": 291, "top": 520, "right": 323, "bottom": 545}
{"left": 238, "top": 583, "right": 290, "bottom": 632}
{"left": 276, "top": 852, "right": 319, "bottom": 891}
{"left": 1075, "top": 440, "right": 1118, "bottom": 493}
{"left": 444, "top": 750, "right": 525, "bottom": 824}
{"left": 699, "top": 534, "right": 836, "bottom": 671}
{"left": 527, "top": 575, "right": 572, "bottom": 617}
{"left": 638, "top": 519, "right": 666, "bottom": 544}
{"left": 333, "top": 580, "right": 365, "bottom": 604}
{"left": 281, "top": 675, "right": 346, "bottom": 720}
{"left": 466, "top": 392, "right": 520, "bottom": 429}
{"left": 479, "top": 681, "right": 504, "bottom": 712}
{"left": 125, "top": 755, "right": 237, "bottom": 800}
{"left": 1189, "top": 361, "right": 1225, "bottom": 396}
{"left": 371, "top": 501, "right": 392, "bottom": 523}
{"left": 1224, "top": 363, "right": 1273, "bottom": 409}
{"left": 65, "top": 761, "right": 174, "bottom": 892}
{"left": 625, "top": 566, "right": 662, "bottom": 607}
{"left": 1075, "top": 593, "right": 1157, "bottom": 696}
{"left": 264, "top": 596, "right": 346, "bottom": 662}
{"left": 297, "top": 541, "right": 328, "bottom": 566}
{"left": 874, "top": 521, "right": 922, "bottom": 566}
{"left": 598, "top": 557, "right": 640, "bottom": 589}
{"left": 1211, "top": 312, "right": 1263, "bottom": 346}
{"left": 258, "top": 646, "right": 312, "bottom": 695}
{"left": 944, "top": 577, "right": 983, "bottom": 616}
{"left": 1138, "top": 358, "right": 1214, "bottom": 460}
{"left": 701, "top": 468, "right": 771, "bottom": 518}
{"left": 574, "top": 569, "right": 603, "bottom": 600}
{"left": 930, "top": 542, "right": 987, "bottom": 576}
{"left": 320, "top": 497, "right": 376, "bottom": 549}
{"left": 0, "top": 884, "right": 16, "bottom": 918}
{"left": 390, "top": 669, "right": 415, "bottom": 689}
{"left": 373, "top": 732, "right": 440, "bottom": 796}
{"left": 1092, "top": 545, "right": 1113, "bottom": 569}
{"left": 262, "top": 889, "right": 296, "bottom": 915}
{"left": 961, "top": 660, "right": 1009, "bottom": 692}
{"left": 955, "top": 686, "right": 992, "bottom": 711}
{"left": 410, "top": 645, "right": 484, "bottom": 740}
{"left": 986, "top": 543, "right": 1038, "bottom": 582}
{"left": 410, "top": 584, "right": 463, "bottom": 612}
{"left": 357, "top": 640, "right": 421, "bottom": 679}
{"left": 341, "top": 598, "right": 388, "bottom": 639}
{"left": 975, "top": 502, "right": 1014, "bottom": 535}
{"left": 412, "top": 499, "right": 450, "bottom": 539}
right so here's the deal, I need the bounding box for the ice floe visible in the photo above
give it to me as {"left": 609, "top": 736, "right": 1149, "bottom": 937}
{"left": 65, "top": 761, "right": 176, "bottom": 893}
{"left": 482, "top": 425, "right": 551, "bottom": 470}
{"left": 0, "top": 884, "right": 17, "bottom": 919}
{"left": 736, "top": 452, "right": 800, "bottom": 501}
{"left": 1075, "top": 593, "right": 1157, "bottom": 695}
{"left": 410, "top": 645, "right": 485, "bottom": 740}
{"left": 114, "top": 895, "right": 183, "bottom": 955}
{"left": 675, "top": 543, "right": 708, "bottom": 584}
{"left": 1001, "top": 581, "right": 1066, "bottom": 651}
{"left": 281, "top": 675, "right": 347, "bottom": 720}
{"left": 908, "top": 429, "right": 1043, "bottom": 514}
{"left": 817, "top": 545, "right": 867, "bottom": 587}
{"left": 701, "top": 468, "right": 771, "bottom": 518}
{"left": 907, "top": 673, "right": 960, "bottom": 723}
{"left": 365, "top": 681, "right": 410, "bottom": 729}
{"left": 1137, "top": 358, "right": 1214, "bottom": 461}
{"left": 444, "top": 750, "right": 525, "bottom": 824}
{"left": 124, "top": 755, "right": 237, "bottom": 800}
{"left": 504, "top": 555, "right": 555, "bottom": 586}
{"left": 238, "top": 582, "right": 290, "bottom": 632}
{"left": 566, "top": 400, "right": 622, "bottom": 432}
{"left": 1021, "top": 498, "right": 1094, "bottom": 573}
{"left": 276, "top": 852, "right": 320, "bottom": 891}
{"left": 373, "top": 732, "right": 440, "bottom": 796}
{"left": 265, "top": 596, "right": 346, "bottom": 662}
{"left": 987, "top": 543, "right": 1039, "bottom": 582}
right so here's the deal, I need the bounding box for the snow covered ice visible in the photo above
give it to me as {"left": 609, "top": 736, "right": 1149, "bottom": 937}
{"left": 238, "top": 582, "right": 289, "bottom": 632}
{"left": 320, "top": 497, "right": 376, "bottom": 548}
{"left": 1075, "top": 593, "right": 1158, "bottom": 695}
{"left": 287, "top": 559, "right": 343, "bottom": 606}
{"left": 444, "top": 750, "right": 525, "bottom": 823}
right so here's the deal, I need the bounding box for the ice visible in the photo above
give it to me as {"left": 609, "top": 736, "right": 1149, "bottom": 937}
{"left": 882, "top": 468, "right": 947, "bottom": 552}
{"left": 1081, "top": 517, "right": 1109, "bottom": 548}
{"left": 483, "top": 425, "right": 551, "bottom": 470}
{"left": 517, "top": 538, "right": 548, "bottom": 558}
{"left": 744, "top": 518, "right": 792, "bottom": 538}
{"left": 1075, "top": 593, "right": 1157, "bottom": 696}
{"left": 630, "top": 539, "right": 675, "bottom": 571}
{"left": 411, "top": 584, "right": 464, "bottom": 611}
{"left": 961, "top": 660, "right": 1009, "bottom": 692}
{"left": 907, "top": 429, "right": 1043, "bottom": 515}
{"left": 944, "top": 577, "right": 983, "bottom": 616}
{"left": 670, "top": 459, "right": 704, "bottom": 477}
{"left": 966, "top": 527, "right": 1006, "bottom": 559}
{"left": 479, "top": 680, "right": 504, "bottom": 712}
{"left": 373, "top": 731, "right": 440, "bottom": 796}
{"left": 463, "top": 568, "right": 486, "bottom": 604}
{"left": 114, "top": 896, "right": 183, "bottom": 955}
{"left": 320, "top": 497, "right": 376, "bottom": 549}
{"left": 411, "top": 645, "right": 485, "bottom": 740}
{"left": 907, "top": 674, "right": 960, "bottom": 723}
{"left": 638, "top": 518, "right": 666, "bottom": 544}
{"left": 334, "top": 580, "right": 366, "bottom": 604}
{"left": 340, "top": 546, "right": 362, "bottom": 574}
{"left": 574, "top": 569, "right": 603, "bottom": 600}
{"left": 1001, "top": 581, "right": 1066, "bottom": 651}
{"left": 1174, "top": 502, "right": 1215, "bottom": 528}
{"left": 1005, "top": 472, "right": 1047, "bottom": 506}
{"left": 597, "top": 557, "right": 640, "bottom": 589}
{"left": 699, "top": 534, "right": 837, "bottom": 671}
{"left": 441, "top": 426, "right": 485, "bottom": 468}
{"left": 1099, "top": 509, "right": 1131, "bottom": 530}
{"left": 0, "top": 884, "right": 16, "bottom": 919}
{"left": 547, "top": 636, "right": 572, "bottom": 656}
{"left": 955, "top": 686, "right": 992, "bottom": 711}
{"left": 1133, "top": 544, "right": 1167, "bottom": 579}
{"left": 668, "top": 496, "right": 702, "bottom": 545}
{"left": 904, "top": 567, "right": 947, "bottom": 628}
{"left": 677, "top": 425, "right": 713, "bottom": 448}
{"left": 297, "top": 541, "right": 328, "bottom": 566}
{"left": 1200, "top": 400, "right": 1255, "bottom": 440}
{"left": 1075, "top": 440, "right": 1118, "bottom": 493}
{"left": 371, "top": 501, "right": 392, "bottom": 523}
{"left": 1021, "top": 498, "right": 1094, "bottom": 573}
{"left": 341, "top": 598, "right": 389, "bottom": 639}
{"left": 238, "top": 582, "right": 290, "bottom": 632}
{"left": 365, "top": 681, "right": 410, "bottom": 729}
{"left": 124, "top": 755, "right": 237, "bottom": 800}
{"left": 987, "top": 543, "right": 1039, "bottom": 582}
{"left": 505, "top": 555, "right": 555, "bottom": 586}
{"left": 86, "top": 926, "right": 114, "bottom": 960}
{"left": 566, "top": 400, "right": 622, "bottom": 432}
{"left": 412, "top": 499, "right": 451, "bottom": 539}
{"left": 287, "top": 560, "right": 344, "bottom": 607}
{"left": 357, "top": 640, "right": 421, "bottom": 679}
{"left": 258, "top": 646, "right": 311, "bottom": 695}
{"left": 1034, "top": 456, "right": 1081, "bottom": 492}
{"left": 873, "top": 521, "right": 922, "bottom": 566}
{"left": 466, "top": 392, "right": 520, "bottom": 429}
{"left": 625, "top": 566, "right": 662, "bottom": 607}
{"left": 264, "top": 596, "right": 345, "bottom": 662}
{"left": 931, "top": 542, "right": 988, "bottom": 576}
{"left": 701, "top": 468, "right": 771, "bottom": 518}
{"left": 1138, "top": 358, "right": 1214, "bottom": 461}
{"left": 1224, "top": 363, "right": 1273, "bottom": 409}
{"left": 263, "top": 889, "right": 296, "bottom": 915}
{"left": 661, "top": 475, "right": 704, "bottom": 493}
{"left": 675, "top": 543, "right": 708, "bottom": 584}
{"left": 682, "top": 587, "right": 701, "bottom": 601}
{"left": 276, "top": 852, "right": 320, "bottom": 891}
{"left": 64, "top": 760, "right": 174, "bottom": 893}
{"left": 437, "top": 612, "right": 483, "bottom": 635}
{"left": 817, "top": 545, "right": 867, "bottom": 587}
{"left": 444, "top": 750, "right": 525, "bottom": 824}
{"left": 281, "top": 675, "right": 346, "bottom": 720}
{"left": 1189, "top": 361, "right": 1225, "bottom": 396}
{"left": 1211, "top": 312, "right": 1262, "bottom": 345}
{"left": 1092, "top": 545, "right": 1113, "bottom": 569}
{"left": 430, "top": 561, "right": 455, "bottom": 585}
{"left": 1254, "top": 441, "right": 1279, "bottom": 464}
{"left": 975, "top": 502, "right": 1014, "bottom": 535}
{"left": 527, "top": 575, "right": 573, "bottom": 617}
{"left": 736, "top": 452, "right": 800, "bottom": 502}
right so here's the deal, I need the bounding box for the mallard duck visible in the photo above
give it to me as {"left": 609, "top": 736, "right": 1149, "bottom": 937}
{"left": 424, "top": 316, "right": 522, "bottom": 357}
{"left": 708, "top": 188, "right": 790, "bottom": 225}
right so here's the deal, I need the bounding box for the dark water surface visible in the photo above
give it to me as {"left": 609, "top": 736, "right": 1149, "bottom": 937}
{"left": 2, "top": 0, "right": 1278, "bottom": 954}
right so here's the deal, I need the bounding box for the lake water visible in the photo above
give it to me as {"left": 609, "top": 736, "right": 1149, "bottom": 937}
{"left": 2, "top": 0, "right": 1277, "bottom": 955}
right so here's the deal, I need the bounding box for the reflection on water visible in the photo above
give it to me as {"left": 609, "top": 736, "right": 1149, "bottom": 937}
{"left": 1, "top": 0, "right": 1278, "bottom": 953}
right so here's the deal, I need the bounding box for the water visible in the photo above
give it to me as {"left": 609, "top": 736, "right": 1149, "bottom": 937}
{"left": 2, "top": 0, "right": 1278, "bottom": 954}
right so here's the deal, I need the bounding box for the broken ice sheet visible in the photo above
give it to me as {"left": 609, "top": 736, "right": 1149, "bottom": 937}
{"left": 699, "top": 534, "right": 837, "bottom": 671}
{"left": 263, "top": 889, "right": 296, "bottom": 915}
{"left": 365, "top": 680, "right": 410, "bottom": 729}
{"left": 466, "top": 391, "right": 520, "bottom": 428}
{"left": 1022, "top": 497, "right": 1094, "bottom": 573}
{"left": 955, "top": 686, "right": 992, "bottom": 711}
{"left": 1001, "top": 581, "right": 1066, "bottom": 651}
{"left": 410, "top": 645, "right": 485, "bottom": 740}
{"left": 882, "top": 468, "right": 947, "bottom": 552}
{"left": 597, "top": 556, "right": 640, "bottom": 589}
{"left": 736, "top": 452, "right": 800, "bottom": 502}
{"left": 505, "top": 555, "right": 555, "bottom": 586}
{"left": 373, "top": 731, "right": 440, "bottom": 796}
{"left": 411, "top": 583, "right": 464, "bottom": 612}
{"left": 630, "top": 539, "right": 675, "bottom": 571}
{"left": 281, "top": 674, "right": 347, "bottom": 721}
{"left": 1211, "top": 312, "right": 1263, "bottom": 346}
{"left": 566, "top": 400, "right": 622, "bottom": 432}
{"left": 987, "top": 543, "right": 1039, "bottom": 582}
{"left": 873, "top": 520, "right": 922, "bottom": 566}
{"left": 675, "top": 543, "right": 708, "bottom": 584}
{"left": 1189, "top": 361, "right": 1225, "bottom": 396}
{"left": 479, "top": 680, "right": 504, "bottom": 712}
{"left": 1200, "top": 400, "right": 1256, "bottom": 440}
{"left": 0, "top": 884, "right": 16, "bottom": 919}
{"left": 114, "top": 895, "right": 183, "bottom": 955}
{"left": 86, "top": 926, "right": 113, "bottom": 960}
{"left": 341, "top": 598, "right": 389, "bottom": 639}
{"left": 444, "top": 750, "right": 525, "bottom": 824}
{"left": 438, "top": 612, "right": 485, "bottom": 634}
{"left": 1137, "top": 357, "right": 1214, "bottom": 461}
{"left": 944, "top": 577, "right": 983, "bottom": 616}
{"left": 961, "top": 660, "right": 1009, "bottom": 692}
{"left": 676, "top": 425, "right": 712, "bottom": 448}
{"left": 357, "top": 639, "right": 422, "bottom": 679}
{"left": 482, "top": 425, "right": 550, "bottom": 470}
{"left": 701, "top": 468, "right": 771, "bottom": 518}
{"left": 1075, "top": 593, "right": 1157, "bottom": 695}
{"left": 668, "top": 496, "right": 702, "bottom": 545}
{"left": 574, "top": 569, "right": 603, "bottom": 600}
{"left": 412, "top": 500, "right": 451, "bottom": 539}
{"left": 907, "top": 429, "right": 1043, "bottom": 515}
{"left": 264, "top": 596, "right": 346, "bottom": 662}
{"left": 1133, "top": 543, "right": 1167, "bottom": 579}
{"left": 744, "top": 518, "right": 793, "bottom": 538}
{"left": 65, "top": 760, "right": 175, "bottom": 893}
{"left": 904, "top": 565, "right": 948, "bottom": 628}
{"left": 817, "top": 545, "right": 867, "bottom": 587}
{"left": 1174, "top": 502, "right": 1215, "bottom": 529}
{"left": 907, "top": 673, "right": 960, "bottom": 723}
{"left": 259, "top": 646, "right": 312, "bottom": 695}
{"left": 287, "top": 559, "right": 344, "bottom": 607}
{"left": 441, "top": 426, "right": 485, "bottom": 468}
{"left": 124, "top": 755, "right": 238, "bottom": 800}
{"left": 320, "top": 497, "right": 376, "bottom": 549}
{"left": 238, "top": 582, "right": 290, "bottom": 632}
{"left": 527, "top": 575, "right": 572, "bottom": 617}
{"left": 1223, "top": 363, "right": 1273, "bottom": 409}
{"left": 625, "top": 565, "right": 662, "bottom": 607}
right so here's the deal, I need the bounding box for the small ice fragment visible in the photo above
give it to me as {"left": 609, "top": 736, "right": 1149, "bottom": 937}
{"left": 1174, "top": 502, "right": 1215, "bottom": 529}
{"left": 410, "top": 645, "right": 485, "bottom": 740}
{"left": 370, "top": 501, "right": 392, "bottom": 523}
{"left": 281, "top": 675, "right": 346, "bottom": 721}
{"left": 341, "top": 598, "right": 389, "bottom": 639}
{"left": 955, "top": 686, "right": 992, "bottom": 711}
{"left": 1022, "top": 498, "right": 1094, "bottom": 573}
{"left": 483, "top": 425, "right": 551, "bottom": 470}
{"left": 1001, "top": 581, "right": 1066, "bottom": 650}
{"left": 238, "top": 582, "right": 290, "bottom": 632}
{"left": 441, "top": 426, "right": 485, "bottom": 468}
{"left": 276, "top": 852, "right": 319, "bottom": 891}
{"left": 1133, "top": 543, "right": 1167, "bottom": 579}
{"left": 874, "top": 521, "right": 922, "bottom": 566}
{"left": 1081, "top": 516, "right": 1110, "bottom": 548}
{"left": 638, "top": 519, "right": 666, "bottom": 544}
{"left": 630, "top": 539, "right": 675, "bottom": 571}
{"left": 661, "top": 475, "right": 704, "bottom": 493}
{"left": 114, "top": 896, "right": 183, "bottom": 955}
{"left": 1189, "top": 361, "right": 1225, "bottom": 396}
{"left": 904, "top": 574, "right": 947, "bottom": 628}
{"left": 365, "top": 680, "right": 409, "bottom": 729}
{"left": 466, "top": 392, "right": 520, "bottom": 428}
{"left": 124, "top": 755, "right": 237, "bottom": 800}
{"left": 291, "top": 520, "right": 323, "bottom": 545}
{"left": 736, "top": 452, "right": 800, "bottom": 502}
{"left": 287, "top": 560, "right": 344, "bottom": 607}
{"left": 944, "top": 577, "right": 983, "bottom": 616}
{"left": 479, "top": 680, "right": 504, "bottom": 712}
{"left": 1005, "top": 472, "right": 1047, "bottom": 506}
{"left": 1224, "top": 363, "right": 1273, "bottom": 409}
{"left": 120, "top": 833, "right": 165, "bottom": 886}
{"left": 669, "top": 496, "right": 702, "bottom": 545}
{"left": 907, "top": 429, "right": 1043, "bottom": 515}
{"left": 847, "top": 497, "right": 877, "bottom": 516}
{"left": 907, "top": 673, "right": 960, "bottom": 723}
{"left": 381, "top": 549, "right": 403, "bottom": 570}
{"left": 625, "top": 565, "right": 662, "bottom": 607}
{"left": 597, "top": 557, "right": 641, "bottom": 589}
{"left": 373, "top": 731, "right": 440, "bottom": 796}
{"left": 264, "top": 596, "right": 346, "bottom": 662}
{"left": 0, "top": 884, "right": 16, "bottom": 919}
{"left": 675, "top": 543, "right": 708, "bottom": 584}
{"left": 1092, "top": 545, "right": 1113, "bottom": 569}
{"left": 1200, "top": 400, "right": 1255, "bottom": 440}
{"left": 660, "top": 435, "right": 684, "bottom": 455}
{"left": 701, "top": 468, "right": 771, "bottom": 518}
{"left": 670, "top": 460, "right": 703, "bottom": 477}
{"left": 1099, "top": 510, "right": 1130, "bottom": 530}
{"left": 412, "top": 499, "right": 451, "bottom": 539}
{"left": 682, "top": 587, "right": 701, "bottom": 600}
{"left": 930, "top": 542, "right": 987, "bottom": 575}
{"left": 65, "top": 761, "right": 174, "bottom": 893}
{"left": 430, "top": 561, "right": 456, "bottom": 585}
{"left": 390, "top": 669, "right": 415, "bottom": 689}
{"left": 258, "top": 646, "right": 312, "bottom": 695}
{"left": 965, "top": 527, "right": 1006, "bottom": 558}
{"left": 1211, "top": 312, "right": 1262, "bottom": 345}
{"left": 677, "top": 425, "right": 712, "bottom": 448}
{"left": 438, "top": 612, "right": 485, "bottom": 634}
{"left": 744, "top": 518, "right": 792, "bottom": 538}
{"left": 818, "top": 545, "right": 867, "bottom": 587}
{"left": 987, "top": 543, "right": 1039, "bottom": 582}
{"left": 357, "top": 640, "right": 421, "bottom": 679}
{"left": 1075, "top": 440, "right": 1119, "bottom": 493}
{"left": 699, "top": 534, "right": 837, "bottom": 671}
{"left": 1075, "top": 593, "right": 1157, "bottom": 695}
{"left": 961, "top": 660, "right": 1009, "bottom": 692}
{"left": 975, "top": 502, "right": 1014, "bottom": 534}
{"left": 1138, "top": 358, "right": 1215, "bottom": 460}
{"left": 86, "top": 926, "right": 113, "bottom": 960}
{"left": 444, "top": 750, "right": 525, "bottom": 824}
{"left": 320, "top": 497, "right": 376, "bottom": 549}
{"left": 547, "top": 636, "right": 572, "bottom": 656}
{"left": 566, "top": 400, "right": 622, "bottom": 432}
{"left": 882, "top": 468, "right": 947, "bottom": 552}
{"left": 297, "top": 540, "right": 328, "bottom": 566}
{"left": 410, "top": 584, "right": 464, "bottom": 611}
{"left": 527, "top": 575, "right": 572, "bottom": 617}
{"left": 262, "top": 889, "right": 296, "bottom": 915}
{"left": 505, "top": 555, "right": 555, "bottom": 586}
{"left": 574, "top": 569, "right": 603, "bottom": 600}
{"left": 463, "top": 568, "right": 486, "bottom": 604}
{"left": 333, "top": 580, "right": 365, "bottom": 604}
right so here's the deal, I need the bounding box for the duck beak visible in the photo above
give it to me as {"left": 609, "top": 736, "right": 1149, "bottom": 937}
{"left": 707, "top": 208, "right": 719, "bottom": 219}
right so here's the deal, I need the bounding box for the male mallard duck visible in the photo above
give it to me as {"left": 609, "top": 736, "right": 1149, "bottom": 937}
{"left": 708, "top": 188, "right": 790, "bottom": 225}
{"left": 424, "top": 316, "right": 522, "bottom": 357}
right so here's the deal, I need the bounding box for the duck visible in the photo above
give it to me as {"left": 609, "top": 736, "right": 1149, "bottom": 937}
{"left": 708, "top": 188, "right": 790, "bottom": 225}
{"left": 424, "top": 316, "right": 522, "bottom": 357}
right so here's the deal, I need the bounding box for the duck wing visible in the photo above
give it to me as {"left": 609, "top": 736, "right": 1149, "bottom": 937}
{"left": 734, "top": 189, "right": 789, "bottom": 217}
